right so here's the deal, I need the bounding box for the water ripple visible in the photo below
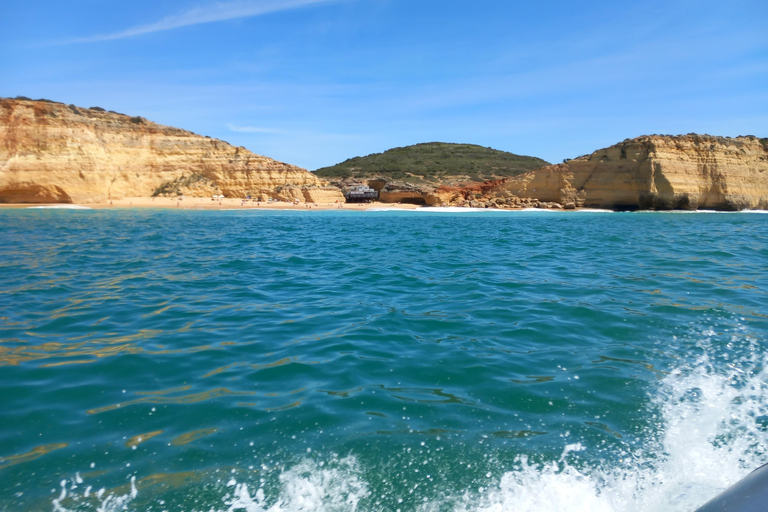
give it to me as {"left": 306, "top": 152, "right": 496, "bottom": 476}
{"left": 0, "top": 209, "right": 766, "bottom": 510}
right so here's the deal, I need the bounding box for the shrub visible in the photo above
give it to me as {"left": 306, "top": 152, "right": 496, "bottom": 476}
{"left": 152, "top": 174, "right": 213, "bottom": 197}
{"left": 313, "top": 142, "right": 550, "bottom": 185}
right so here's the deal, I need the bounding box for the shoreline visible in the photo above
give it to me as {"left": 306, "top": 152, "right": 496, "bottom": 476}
{"left": 1, "top": 197, "right": 766, "bottom": 214}
{"left": 0, "top": 196, "right": 423, "bottom": 211}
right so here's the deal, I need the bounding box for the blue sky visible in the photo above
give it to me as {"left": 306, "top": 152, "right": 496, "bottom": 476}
{"left": 1, "top": 0, "right": 766, "bottom": 170}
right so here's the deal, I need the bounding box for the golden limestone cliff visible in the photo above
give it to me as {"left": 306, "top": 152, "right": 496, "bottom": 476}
{"left": 0, "top": 98, "right": 344, "bottom": 203}
{"left": 486, "top": 135, "right": 768, "bottom": 210}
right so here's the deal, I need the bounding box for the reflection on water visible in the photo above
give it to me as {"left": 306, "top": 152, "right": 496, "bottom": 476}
{"left": 125, "top": 431, "right": 164, "bottom": 448}
{"left": 86, "top": 388, "right": 255, "bottom": 415}
{"left": 264, "top": 400, "right": 302, "bottom": 412}
{"left": 0, "top": 443, "right": 68, "bottom": 469}
{"left": 0, "top": 336, "right": 226, "bottom": 367}
{"left": 171, "top": 428, "right": 218, "bottom": 446}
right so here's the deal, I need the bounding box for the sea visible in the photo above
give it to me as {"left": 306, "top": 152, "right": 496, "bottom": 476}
{"left": 0, "top": 208, "right": 767, "bottom": 512}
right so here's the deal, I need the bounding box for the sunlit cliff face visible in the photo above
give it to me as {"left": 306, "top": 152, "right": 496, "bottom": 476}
{"left": 486, "top": 135, "right": 768, "bottom": 211}
{"left": 0, "top": 98, "right": 336, "bottom": 203}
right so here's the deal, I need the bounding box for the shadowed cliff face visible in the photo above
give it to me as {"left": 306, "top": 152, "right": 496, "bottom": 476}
{"left": 480, "top": 135, "right": 768, "bottom": 211}
{"left": 0, "top": 98, "right": 342, "bottom": 203}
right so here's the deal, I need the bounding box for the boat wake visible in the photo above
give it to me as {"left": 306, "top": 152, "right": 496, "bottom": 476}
{"left": 49, "top": 345, "right": 768, "bottom": 512}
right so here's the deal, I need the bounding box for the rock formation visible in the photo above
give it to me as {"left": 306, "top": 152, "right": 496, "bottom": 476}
{"left": 483, "top": 135, "right": 768, "bottom": 210}
{"left": 325, "top": 135, "right": 768, "bottom": 210}
{"left": 317, "top": 142, "right": 549, "bottom": 206}
{"left": 0, "top": 98, "right": 344, "bottom": 204}
{"left": 4, "top": 100, "right": 762, "bottom": 211}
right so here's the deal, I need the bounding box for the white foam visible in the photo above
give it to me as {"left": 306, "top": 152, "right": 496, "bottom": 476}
{"left": 365, "top": 207, "right": 417, "bottom": 212}
{"left": 449, "top": 350, "right": 768, "bottom": 512}
{"left": 362, "top": 207, "right": 766, "bottom": 214}
{"left": 52, "top": 476, "right": 136, "bottom": 512}
{"left": 225, "top": 457, "right": 368, "bottom": 512}
{"left": 452, "top": 460, "right": 616, "bottom": 512}
{"left": 367, "top": 207, "right": 564, "bottom": 213}
{"left": 416, "top": 207, "right": 502, "bottom": 213}
{"left": 214, "top": 355, "right": 767, "bottom": 512}
{"left": 27, "top": 204, "right": 91, "bottom": 210}
{"left": 49, "top": 344, "right": 767, "bottom": 512}
{"left": 635, "top": 210, "right": 750, "bottom": 214}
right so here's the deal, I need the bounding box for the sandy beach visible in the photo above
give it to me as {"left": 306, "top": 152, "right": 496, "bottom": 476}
{"left": 0, "top": 196, "right": 423, "bottom": 211}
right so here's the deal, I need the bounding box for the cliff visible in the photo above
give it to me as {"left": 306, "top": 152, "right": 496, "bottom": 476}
{"left": 0, "top": 98, "right": 343, "bottom": 203}
{"left": 477, "top": 135, "right": 768, "bottom": 210}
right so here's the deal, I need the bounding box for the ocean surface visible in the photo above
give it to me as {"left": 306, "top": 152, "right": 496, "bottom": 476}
{"left": 1, "top": 208, "right": 767, "bottom": 512}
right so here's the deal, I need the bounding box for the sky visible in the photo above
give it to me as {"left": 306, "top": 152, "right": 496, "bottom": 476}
{"left": 1, "top": 0, "right": 766, "bottom": 170}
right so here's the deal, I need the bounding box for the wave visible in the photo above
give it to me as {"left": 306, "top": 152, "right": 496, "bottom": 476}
{"left": 368, "top": 207, "right": 564, "bottom": 213}
{"left": 27, "top": 204, "right": 91, "bottom": 209}
{"left": 49, "top": 349, "right": 768, "bottom": 512}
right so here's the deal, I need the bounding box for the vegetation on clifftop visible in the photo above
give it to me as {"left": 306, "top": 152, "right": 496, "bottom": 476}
{"left": 313, "top": 142, "right": 550, "bottom": 184}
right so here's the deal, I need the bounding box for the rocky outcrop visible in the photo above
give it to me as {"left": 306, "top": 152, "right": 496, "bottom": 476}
{"left": 330, "top": 135, "right": 767, "bottom": 211}
{"left": 301, "top": 187, "right": 345, "bottom": 203}
{"left": 423, "top": 181, "right": 562, "bottom": 209}
{"left": 330, "top": 177, "right": 437, "bottom": 205}
{"left": 486, "top": 135, "right": 768, "bottom": 210}
{"left": 0, "top": 98, "right": 337, "bottom": 203}
{"left": 379, "top": 187, "right": 431, "bottom": 205}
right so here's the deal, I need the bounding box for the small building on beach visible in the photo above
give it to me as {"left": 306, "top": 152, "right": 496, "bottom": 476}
{"left": 345, "top": 185, "right": 378, "bottom": 203}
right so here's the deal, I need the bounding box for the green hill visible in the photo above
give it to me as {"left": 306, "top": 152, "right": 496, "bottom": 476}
{"left": 313, "top": 142, "right": 550, "bottom": 185}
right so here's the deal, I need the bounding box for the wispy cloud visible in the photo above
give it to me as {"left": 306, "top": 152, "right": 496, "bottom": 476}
{"left": 228, "top": 123, "right": 285, "bottom": 134}
{"left": 66, "top": 0, "right": 339, "bottom": 43}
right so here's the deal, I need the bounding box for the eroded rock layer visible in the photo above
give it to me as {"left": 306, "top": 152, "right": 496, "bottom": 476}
{"left": 486, "top": 135, "right": 768, "bottom": 210}
{"left": 0, "top": 98, "right": 342, "bottom": 203}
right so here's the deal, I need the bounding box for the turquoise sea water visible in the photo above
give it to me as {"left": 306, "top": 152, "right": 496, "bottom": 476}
{"left": 1, "top": 208, "right": 767, "bottom": 512}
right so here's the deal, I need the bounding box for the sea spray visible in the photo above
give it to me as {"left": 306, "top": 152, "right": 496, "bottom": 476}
{"left": 447, "top": 350, "right": 768, "bottom": 512}
{"left": 225, "top": 457, "right": 368, "bottom": 512}
{"left": 48, "top": 350, "right": 768, "bottom": 512}
{"left": 51, "top": 476, "right": 136, "bottom": 512}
